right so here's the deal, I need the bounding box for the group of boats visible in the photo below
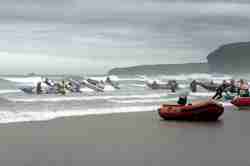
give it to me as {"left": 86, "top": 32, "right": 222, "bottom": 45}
{"left": 157, "top": 79, "right": 250, "bottom": 121}
{"left": 15, "top": 77, "right": 120, "bottom": 95}
{"left": 4, "top": 75, "right": 250, "bottom": 121}
{"left": 146, "top": 80, "right": 179, "bottom": 92}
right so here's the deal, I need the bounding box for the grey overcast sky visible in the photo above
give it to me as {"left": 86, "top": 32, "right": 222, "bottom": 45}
{"left": 0, "top": 0, "right": 250, "bottom": 74}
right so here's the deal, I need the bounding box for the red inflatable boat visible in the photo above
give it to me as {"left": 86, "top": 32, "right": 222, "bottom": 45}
{"left": 158, "top": 100, "right": 224, "bottom": 121}
{"left": 231, "top": 97, "right": 250, "bottom": 107}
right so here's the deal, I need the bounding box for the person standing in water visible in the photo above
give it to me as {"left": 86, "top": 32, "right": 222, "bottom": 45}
{"left": 36, "top": 82, "right": 42, "bottom": 94}
{"left": 190, "top": 80, "right": 197, "bottom": 92}
{"left": 212, "top": 80, "right": 229, "bottom": 100}
{"left": 44, "top": 78, "right": 53, "bottom": 87}
{"left": 58, "top": 80, "right": 66, "bottom": 95}
{"left": 228, "top": 79, "right": 237, "bottom": 93}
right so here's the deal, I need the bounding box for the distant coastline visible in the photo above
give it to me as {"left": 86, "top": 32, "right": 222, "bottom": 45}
{"left": 108, "top": 63, "right": 209, "bottom": 75}
{"left": 207, "top": 41, "right": 250, "bottom": 73}
{"left": 109, "top": 41, "right": 250, "bottom": 75}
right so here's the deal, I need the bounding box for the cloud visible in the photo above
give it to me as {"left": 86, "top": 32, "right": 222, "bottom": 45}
{"left": 0, "top": 0, "right": 250, "bottom": 74}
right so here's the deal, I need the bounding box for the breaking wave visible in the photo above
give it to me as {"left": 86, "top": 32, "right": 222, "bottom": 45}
{"left": 0, "top": 105, "right": 158, "bottom": 124}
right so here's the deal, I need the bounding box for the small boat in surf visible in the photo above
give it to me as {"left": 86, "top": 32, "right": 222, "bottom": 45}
{"left": 86, "top": 77, "right": 120, "bottom": 90}
{"left": 81, "top": 80, "right": 104, "bottom": 92}
{"left": 158, "top": 100, "right": 224, "bottom": 121}
{"left": 147, "top": 80, "right": 178, "bottom": 92}
{"left": 105, "top": 77, "right": 120, "bottom": 89}
{"left": 190, "top": 80, "right": 219, "bottom": 92}
{"left": 18, "top": 86, "right": 35, "bottom": 94}
{"left": 231, "top": 97, "right": 250, "bottom": 108}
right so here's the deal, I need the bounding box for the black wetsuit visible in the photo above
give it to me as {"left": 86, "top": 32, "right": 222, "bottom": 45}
{"left": 228, "top": 85, "right": 237, "bottom": 93}
{"left": 170, "top": 86, "right": 176, "bottom": 93}
{"left": 45, "top": 80, "right": 53, "bottom": 87}
{"left": 36, "top": 82, "right": 42, "bottom": 94}
{"left": 190, "top": 81, "right": 197, "bottom": 92}
{"left": 212, "top": 83, "right": 228, "bottom": 100}
{"left": 168, "top": 81, "right": 177, "bottom": 92}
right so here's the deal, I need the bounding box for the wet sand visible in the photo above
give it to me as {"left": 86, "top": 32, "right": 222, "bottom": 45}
{"left": 0, "top": 107, "right": 250, "bottom": 166}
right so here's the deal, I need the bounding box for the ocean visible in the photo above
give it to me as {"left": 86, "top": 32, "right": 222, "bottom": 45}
{"left": 1, "top": 1, "right": 250, "bottom": 165}
{"left": 0, "top": 72, "right": 246, "bottom": 124}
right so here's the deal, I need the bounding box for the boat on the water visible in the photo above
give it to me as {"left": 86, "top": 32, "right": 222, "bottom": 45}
{"left": 86, "top": 77, "right": 120, "bottom": 90}
{"left": 17, "top": 83, "right": 69, "bottom": 94}
{"left": 86, "top": 78, "right": 105, "bottom": 89}
{"left": 82, "top": 80, "right": 104, "bottom": 92}
{"left": 231, "top": 97, "right": 250, "bottom": 108}
{"left": 106, "top": 79, "right": 120, "bottom": 89}
{"left": 147, "top": 80, "right": 178, "bottom": 92}
{"left": 18, "top": 86, "right": 35, "bottom": 94}
{"left": 158, "top": 100, "right": 224, "bottom": 121}
{"left": 190, "top": 81, "right": 219, "bottom": 92}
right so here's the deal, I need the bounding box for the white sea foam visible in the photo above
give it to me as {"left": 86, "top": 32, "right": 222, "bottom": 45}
{"left": 0, "top": 89, "right": 21, "bottom": 94}
{"left": 131, "top": 84, "right": 147, "bottom": 88}
{"left": 113, "top": 75, "right": 147, "bottom": 82}
{"left": 88, "top": 76, "right": 107, "bottom": 81}
{"left": 0, "top": 105, "right": 158, "bottom": 124}
{"left": 103, "top": 85, "right": 116, "bottom": 91}
{"left": 179, "top": 84, "right": 188, "bottom": 88}
{"left": 88, "top": 75, "right": 119, "bottom": 82}
{"left": 80, "top": 87, "right": 95, "bottom": 92}
{"left": 190, "top": 92, "right": 215, "bottom": 97}
{"left": 0, "top": 100, "right": 234, "bottom": 124}
{"left": 8, "top": 93, "right": 167, "bottom": 102}
{"left": 158, "top": 73, "right": 232, "bottom": 81}
{"left": 2, "top": 76, "right": 42, "bottom": 86}
{"left": 220, "top": 102, "right": 234, "bottom": 107}
{"left": 110, "top": 98, "right": 177, "bottom": 104}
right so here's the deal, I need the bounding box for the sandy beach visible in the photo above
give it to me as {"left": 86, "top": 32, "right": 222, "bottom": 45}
{"left": 0, "top": 108, "right": 249, "bottom": 166}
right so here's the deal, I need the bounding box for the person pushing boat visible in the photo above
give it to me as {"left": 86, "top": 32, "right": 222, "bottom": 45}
{"left": 36, "top": 82, "right": 42, "bottom": 94}
{"left": 227, "top": 79, "right": 237, "bottom": 93}
{"left": 212, "top": 80, "right": 229, "bottom": 100}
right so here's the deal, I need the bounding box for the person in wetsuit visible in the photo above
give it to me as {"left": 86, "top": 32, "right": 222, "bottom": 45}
{"left": 212, "top": 80, "right": 229, "bottom": 100}
{"left": 151, "top": 81, "right": 158, "bottom": 89}
{"left": 106, "top": 77, "right": 111, "bottom": 83}
{"left": 44, "top": 78, "right": 56, "bottom": 94}
{"left": 36, "top": 82, "right": 42, "bottom": 94}
{"left": 190, "top": 80, "right": 197, "bottom": 92}
{"left": 228, "top": 79, "right": 237, "bottom": 93}
{"left": 172, "top": 80, "right": 178, "bottom": 89}
{"left": 168, "top": 80, "right": 176, "bottom": 93}
{"left": 44, "top": 78, "right": 53, "bottom": 87}
{"left": 238, "top": 79, "right": 249, "bottom": 97}
{"left": 58, "top": 80, "right": 66, "bottom": 95}
{"left": 68, "top": 79, "right": 82, "bottom": 93}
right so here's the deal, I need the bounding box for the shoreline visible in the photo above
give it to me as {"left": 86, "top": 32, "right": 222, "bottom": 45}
{"left": 0, "top": 108, "right": 250, "bottom": 166}
{"left": 0, "top": 110, "right": 157, "bottom": 125}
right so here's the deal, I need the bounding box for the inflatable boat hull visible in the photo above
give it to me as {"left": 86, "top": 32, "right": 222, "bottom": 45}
{"left": 158, "top": 101, "right": 224, "bottom": 121}
{"left": 231, "top": 97, "right": 250, "bottom": 107}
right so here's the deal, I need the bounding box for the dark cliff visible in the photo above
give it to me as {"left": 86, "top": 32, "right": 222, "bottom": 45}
{"left": 207, "top": 42, "right": 250, "bottom": 73}
{"left": 109, "top": 42, "right": 250, "bottom": 75}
